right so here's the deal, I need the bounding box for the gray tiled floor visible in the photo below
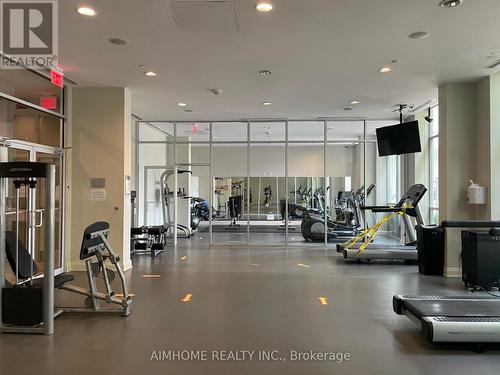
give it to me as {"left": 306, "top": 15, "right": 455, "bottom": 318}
{"left": 1, "top": 245, "right": 499, "bottom": 375}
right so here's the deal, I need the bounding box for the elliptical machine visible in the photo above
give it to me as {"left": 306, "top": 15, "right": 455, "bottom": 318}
{"left": 284, "top": 186, "right": 323, "bottom": 220}
{"left": 301, "top": 184, "right": 375, "bottom": 242}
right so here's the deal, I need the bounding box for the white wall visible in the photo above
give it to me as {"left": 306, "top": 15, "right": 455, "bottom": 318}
{"left": 439, "top": 83, "right": 479, "bottom": 276}
{"left": 201, "top": 144, "right": 357, "bottom": 178}
{"left": 489, "top": 72, "right": 500, "bottom": 219}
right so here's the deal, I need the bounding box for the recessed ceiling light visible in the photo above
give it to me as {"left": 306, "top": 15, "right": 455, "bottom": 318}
{"left": 409, "top": 31, "right": 430, "bottom": 40}
{"left": 138, "top": 64, "right": 148, "bottom": 68}
{"left": 259, "top": 69, "right": 272, "bottom": 76}
{"left": 145, "top": 71, "right": 157, "bottom": 77}
{"left": 439, "top": 0, "right": 463, "bottom": 8}
{"left": 76, "top": 6, "right": 97, "bottom": 16}
{"left": 379, "top": 67, "right": 392, "bottom": 73}
{"left": 262, "top": 102, "right": 272, "bottom": 106}
{"left": 350, "top": 100, "right": 360, "bottom": 105}
{"left": 109, "top": 38, "right": 128, "bottom": 46}
{"left": 177, "top": 102, "right": 187, "bottom": 107}
{"left": 256, "top": 2, "right": 274, "bottom": 12}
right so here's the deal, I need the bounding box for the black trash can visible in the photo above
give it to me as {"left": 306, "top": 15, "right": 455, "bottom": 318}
{"left": 462, "top": 230, "right": 500, "bottom": 289}
{"left": 416, "top": 225, "right": 445, "bottom": 275}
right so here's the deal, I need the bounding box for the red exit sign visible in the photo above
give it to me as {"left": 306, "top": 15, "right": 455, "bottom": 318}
{"left": 40, "top": 97, "right": 57, "bottom": 110}
{"left": 50, "top": 69, "right": 64, "bottom": 88}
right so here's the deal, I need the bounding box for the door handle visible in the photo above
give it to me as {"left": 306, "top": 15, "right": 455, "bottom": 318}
{"left": 34, "top": 209, "right": 44, "bottom": 228}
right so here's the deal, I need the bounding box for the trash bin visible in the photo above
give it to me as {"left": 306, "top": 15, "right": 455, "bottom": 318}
{"left": 416, "top": 225, "right": 445, "bottom": 275}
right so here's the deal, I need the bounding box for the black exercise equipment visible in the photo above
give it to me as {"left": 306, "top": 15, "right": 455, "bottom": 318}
{"left": 226, "top": 196, "right": 242, "bottom": 230}
{"left": 130, "top": 226, "right": 167, "bottom": 257}
{"left": 302, "top": 184, "right": 375, "bottom": 242}
{"left": 394, "top": 220, "right": 500, "bottom": 345}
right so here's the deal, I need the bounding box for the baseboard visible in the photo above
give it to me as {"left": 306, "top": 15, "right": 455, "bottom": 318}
{"left": 123, "top": 259, "right": 133, "bottom": 272}
{"left": 67, "top": 262, "right": 86, "bottom": 272}
{"left": 68, "top": 260, "right": 133, "bottom": 272}
{"left": 444, "top": 266, "right": 461, "bottom": 278}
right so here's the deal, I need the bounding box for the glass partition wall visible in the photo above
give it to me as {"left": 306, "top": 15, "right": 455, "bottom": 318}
{"left": 135, "top": 119, "right": 401, "bottom": 247}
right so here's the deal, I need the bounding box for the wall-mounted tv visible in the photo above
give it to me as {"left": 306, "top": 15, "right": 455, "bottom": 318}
{"left": 376, "top": 121, "right": 421, "bottom": 156}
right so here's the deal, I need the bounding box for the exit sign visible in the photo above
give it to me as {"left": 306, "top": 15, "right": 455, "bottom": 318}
{"left": 50, "top": 69, "right": 64, "bottom": 88}
{"left": 40, "top": 97, "right": 57, "bottom": 110}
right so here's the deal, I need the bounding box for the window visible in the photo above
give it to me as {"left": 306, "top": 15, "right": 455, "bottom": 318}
{"left": 429, "top": 106, "right": 439, "bottom": 224}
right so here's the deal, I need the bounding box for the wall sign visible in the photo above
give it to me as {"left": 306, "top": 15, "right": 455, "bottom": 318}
{"left": 90, "top": 177, "right": 106, "bottom": 201}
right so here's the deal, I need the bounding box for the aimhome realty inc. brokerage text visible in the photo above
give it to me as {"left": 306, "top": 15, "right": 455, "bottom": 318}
{"left": 150, "top": 350, "right": 352, "bottom": 363}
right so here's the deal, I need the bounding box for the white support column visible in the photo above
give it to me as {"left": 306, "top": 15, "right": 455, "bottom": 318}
{"left": 68, "top": 87, "right": 132, "bottom": 271}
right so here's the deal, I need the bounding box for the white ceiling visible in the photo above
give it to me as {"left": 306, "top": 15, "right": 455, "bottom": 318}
{"left": 59, "top": 0, "right": 500, "bottom": 120}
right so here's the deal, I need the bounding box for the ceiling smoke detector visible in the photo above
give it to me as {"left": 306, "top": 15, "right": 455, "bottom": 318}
{"left": 409, "top": 31, "right": 430, "bottom": 40}
{"left": 109, "top": 38, "right": 128, "bottom": 46}
{"left": 209, "top": 88, "right": 222, "bottom": 96}
{"left": 439, "top": 0, "right": 463, "bottom": 8}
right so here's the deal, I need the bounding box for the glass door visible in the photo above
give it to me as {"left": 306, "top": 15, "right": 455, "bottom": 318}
{"left": 35, "top": 150, "right": 63, "bottom": 271}
{"left": 1, "top": 145, "right": 31, "bottom": 284}
{"left": 0, "top": 140, "right": 63, "bottom": 275}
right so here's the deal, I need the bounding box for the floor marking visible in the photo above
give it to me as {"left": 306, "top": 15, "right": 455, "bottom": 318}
{"left": 318, "top": 297, "right": 328, "bottom": 305}
{"left": 297, "top": 263, "right": 311, "bottom": 268}
{"left": 181, "top": 293, "right": 193, "bottom": 302}
{"left": 180, "top": 256, "right": 188, "bottom": 260}
{"left": 250, "top": 263, "right": 260, "bottom": 267}
{"left": 115, "top": 293, "right": 136, "bottom": 298}
{"left": 227, "top": 240, "right": 241, "bottom": 243}
{"left": 142, "top": 274, "right": 161, "bottom": 279}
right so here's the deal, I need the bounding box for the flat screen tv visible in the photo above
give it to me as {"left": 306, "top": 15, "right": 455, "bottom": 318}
{"left": 376, "top": 121, "right": 421, "bottom": 156}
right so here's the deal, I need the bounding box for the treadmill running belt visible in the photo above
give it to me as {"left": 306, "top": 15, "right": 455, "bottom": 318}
{"left": 402, "top": 300, "right": 500, "bottom": 319}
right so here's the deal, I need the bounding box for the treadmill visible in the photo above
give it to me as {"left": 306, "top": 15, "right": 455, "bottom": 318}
{"left": 337, "top": 184, "right": 427, "bottom": 261}
{"left": 394, "top": 220, "right": 500, "bottom": 344}
{"left": 393, "top": 295, "right": 500, "bottom": 343}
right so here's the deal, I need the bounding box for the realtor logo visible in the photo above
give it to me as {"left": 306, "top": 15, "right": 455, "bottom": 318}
{"left": 0, "top": 0, "right": 58, "bottom": 69}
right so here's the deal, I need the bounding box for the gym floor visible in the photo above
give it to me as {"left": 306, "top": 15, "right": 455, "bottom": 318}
{"left": 1, "top": 245, "right": 499, "bottom": 375}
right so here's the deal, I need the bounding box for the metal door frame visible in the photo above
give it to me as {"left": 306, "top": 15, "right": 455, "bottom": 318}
{"left": 0, "top": 139, "right": 64, "bottom": 274}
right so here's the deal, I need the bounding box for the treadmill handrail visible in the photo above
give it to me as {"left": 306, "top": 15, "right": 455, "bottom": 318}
{"left": 360, "top": 205, "right": 393, "bottom": 211}
{"left": 442, "top": 220, "right": 500, "bottom": 228}
{"left": 371, "top": 207, "right": 410, "bottom": 213}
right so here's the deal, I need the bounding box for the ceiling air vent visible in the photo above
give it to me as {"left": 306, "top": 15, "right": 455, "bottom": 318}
{"left": 169, "top": 1, "right": 239, "bottom": 32}
{"left": 486, "top": 59, "right": 500, "bottom": 69}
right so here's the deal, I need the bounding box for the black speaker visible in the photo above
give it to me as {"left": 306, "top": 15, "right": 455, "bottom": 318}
{"left": 417, "top": 225, "right": 445, "bottom": 275}
{"left": 462, "top": 231, "right": 500, "bottom": 289}
{"left": 2, "top": 286, "right": 44, "bottom": 326}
